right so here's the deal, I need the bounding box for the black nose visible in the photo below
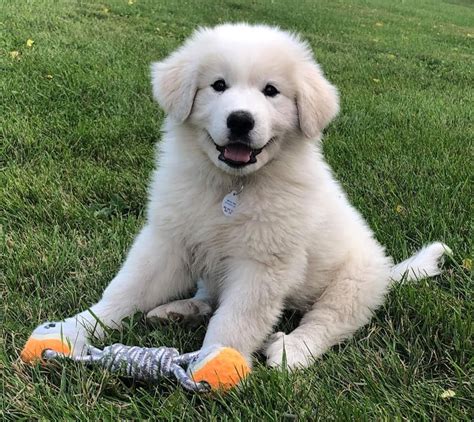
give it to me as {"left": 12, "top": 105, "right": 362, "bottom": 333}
{"left": 227, "top": 111, "right": 255, "bottom": 137}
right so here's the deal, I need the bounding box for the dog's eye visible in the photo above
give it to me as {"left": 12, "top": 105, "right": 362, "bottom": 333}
{"left": 211, "top": 79, "right": 227, "bottom": 92}
{"left": 263, "top": 84, "right": 279, "bottom": 97}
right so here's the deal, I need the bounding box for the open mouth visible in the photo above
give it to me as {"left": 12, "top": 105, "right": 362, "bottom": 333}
{"left": 215, "top": 142, "right": 264, "bottom": 168}
{"left": 209, "top": 135, "right": 275, "bottom": 168}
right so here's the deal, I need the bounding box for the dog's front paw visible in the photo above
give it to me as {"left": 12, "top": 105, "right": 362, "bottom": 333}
{"left": 265, "top": 332, "right": 313, "bottom": 369}
{"left": 147, "top": 299, "right": 212, "bottom": 326}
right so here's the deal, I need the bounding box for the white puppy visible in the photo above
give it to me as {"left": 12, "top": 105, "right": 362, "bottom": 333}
{"left": 62, "top": 24, "right": 448, "bottom": 368}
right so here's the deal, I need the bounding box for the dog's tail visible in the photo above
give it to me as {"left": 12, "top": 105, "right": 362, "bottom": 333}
{"left": 390, "top": 242, "right": 452, "bottom": 282}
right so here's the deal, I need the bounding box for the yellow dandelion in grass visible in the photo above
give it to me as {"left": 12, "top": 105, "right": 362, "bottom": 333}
{"left": 372, "top": 78, "right": 380, "bottom": 83}
{"left": 10, "top": 51, "right": 20, "bottom": 59}
{"left": 440, "top": 389, "right": 456, "bottom": 399}
{"left": 462, "top": 258, "right": 472, "bottom": 271}
{"left": 375, "top": 22, "right": 384, "bottom": 27}
{"left": 26, "top": 38, "right": 34, "bottom": 47}
{"left": 395, "top": 204, "right": 406, "bottom": 214}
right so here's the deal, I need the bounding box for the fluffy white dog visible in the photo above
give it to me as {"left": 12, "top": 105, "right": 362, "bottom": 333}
{"left": 61, "top": 24, "right": 448, "bottom": 368}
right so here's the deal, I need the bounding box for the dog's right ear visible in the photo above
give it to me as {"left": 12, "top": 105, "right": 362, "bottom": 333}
{"left": 151, "top": 49, "right": 198, "bottom": 123}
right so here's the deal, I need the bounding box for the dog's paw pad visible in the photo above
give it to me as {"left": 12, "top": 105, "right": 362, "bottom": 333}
{"left": 147, "top": 299, "right": 212, "bottom": 325}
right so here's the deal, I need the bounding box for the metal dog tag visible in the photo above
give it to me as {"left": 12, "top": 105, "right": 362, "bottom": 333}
{"left": 221, "top": 191, "right": 239, "bottom": 216}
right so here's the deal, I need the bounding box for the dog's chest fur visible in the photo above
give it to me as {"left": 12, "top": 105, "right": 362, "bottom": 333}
{"left": 149, "top": 164, "right": 314, "bottom": 298}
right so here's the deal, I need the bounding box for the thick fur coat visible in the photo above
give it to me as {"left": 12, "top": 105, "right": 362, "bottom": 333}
{"left": 63, "top": 24, "right": 448, "bottom": 368}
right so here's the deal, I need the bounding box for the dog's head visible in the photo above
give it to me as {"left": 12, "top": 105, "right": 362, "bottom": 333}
{"left": 151, "top": 24, "right": 339, "bottom": 176}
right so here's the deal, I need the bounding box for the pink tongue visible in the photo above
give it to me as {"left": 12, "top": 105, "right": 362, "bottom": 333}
{"left": 223, "top": 144, "right": 252, "bottom": 163}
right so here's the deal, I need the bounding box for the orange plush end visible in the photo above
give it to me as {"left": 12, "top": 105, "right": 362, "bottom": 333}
{"left": 190, "top": 347, "right": 251, "bottom": 391}
{"left": 20, "top": 336, "right": 70, "bottom": 364}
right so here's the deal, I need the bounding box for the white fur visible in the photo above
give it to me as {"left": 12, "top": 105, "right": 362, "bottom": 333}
{"left": 65, "top": 24, "right": 448, "bottom": 369}
{"left": 390, "top": 242, "right": 451, "bottom": 282}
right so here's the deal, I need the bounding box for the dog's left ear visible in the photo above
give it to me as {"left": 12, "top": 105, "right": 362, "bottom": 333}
{"left": 296, "top": 62, "right": 339, "bottom": 139}
{"left": 151, "top": 50, "right": 198, "bottom": 122}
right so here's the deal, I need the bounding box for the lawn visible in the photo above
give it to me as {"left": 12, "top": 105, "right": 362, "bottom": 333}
{"left": 1, "top": 0, "right": 472, "bottom": 419}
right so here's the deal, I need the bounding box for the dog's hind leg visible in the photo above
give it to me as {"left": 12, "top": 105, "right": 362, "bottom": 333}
{"left": 265, "top": 261, "right": 391, "bottom": 369}
{"left": 146, "top": 279, "right": 213, "bottom": 326}
{"left": 265, "top": 243, "right": 449, "bottom": 368}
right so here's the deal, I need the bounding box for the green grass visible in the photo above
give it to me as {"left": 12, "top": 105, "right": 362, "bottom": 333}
{"left": 1, "top": 0, "right": 473, "bottom": 419}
